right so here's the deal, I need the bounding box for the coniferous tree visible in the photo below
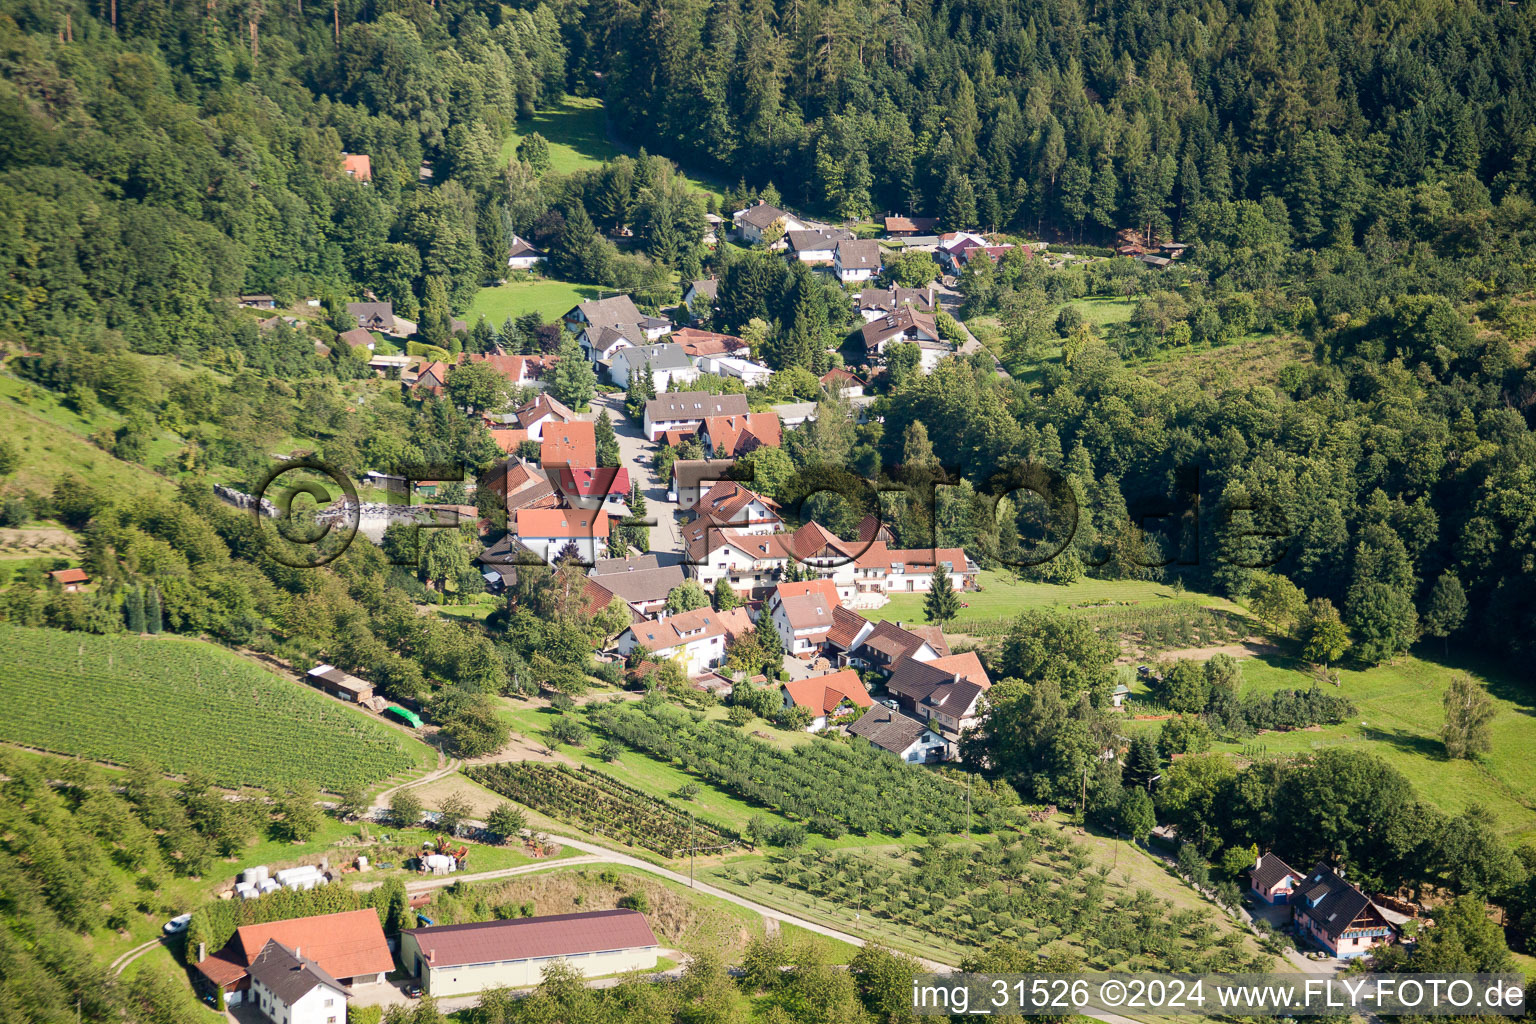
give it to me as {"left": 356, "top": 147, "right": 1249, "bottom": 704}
{"left": 924, "top": 566, "right": 961, "bottom": 624}
{"left": 123, "top": 586, "right": 146, "bottom": 634}
{"left": 145, "top": 587, "right": 163, "bottom": 634}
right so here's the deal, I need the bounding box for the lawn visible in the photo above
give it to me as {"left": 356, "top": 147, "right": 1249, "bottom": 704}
{"left": 0, "top": 625, "right": 436, "bottom": 792}
{"left": 467, "top": 276, "right": 609, "bottom": 327}
{"left": 500, "top": 95, "right": 724, "bottom": 199}
{"left": 878, "top": 571, "right": 1238, "bottom": 630}
{"left": 1059, "top": 295, "right": 1138, "bottom": 328}
{"left": 1198, "top": 652, "right": 1536, "bottom": 843}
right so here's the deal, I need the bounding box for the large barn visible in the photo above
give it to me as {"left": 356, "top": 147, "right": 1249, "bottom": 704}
{"left": 400, "top": 909, "right": 660, "bottom": 996}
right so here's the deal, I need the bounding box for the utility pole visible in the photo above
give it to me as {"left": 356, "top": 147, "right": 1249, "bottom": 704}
{"left": 965, "top": 774, "right": 971, "bottom": 837}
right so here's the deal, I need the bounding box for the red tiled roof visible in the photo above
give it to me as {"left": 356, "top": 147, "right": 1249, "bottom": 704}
{"left": 782, "top": 669, "right": 874, "bottom": 716}
{"left": 406, "top": 910, "right": 658, "bottom": 968}
{"left": 516, "top": 508, "right": 610, "bottom": 540}
{"left": 540, "top": 421, "right": 596, "bottom": 469}
{"left": 626, "top": 606, "right": 753, "bottom": 653}
{"left": 341, "top": 153, "right": 372, "bottom": 181}
{"left": 559, "top": 466, "right": 631, "bottom": 498}
{"left": 690, "top": 480, "right": 779, "bottom": 523}
{"left": 208, "top": 910, "right": 392, "bottom": 986}
{"left": 925, "top": 651, "right": 991, "bottom": 688}
{"left": 50, "top": 568, "right": 89, "bottom": 584}
{"left": 826, "top": 605, "right": 870, "bottom": 649}
{"left": 702, "top": 413, "right": 781, "bottom": 456}
{"left": 670, "top": 328, "right": 746, "bottom": 358}
{"left": 489, "top": 428, "right": 530, "bottom": 453}
{"left": 820, "top": 367, "right": 865, "bottom": 386}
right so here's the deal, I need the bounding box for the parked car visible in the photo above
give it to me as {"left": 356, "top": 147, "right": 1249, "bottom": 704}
{"left": 405, "top": 985, "right": 423, "bottom": 998}
{"left": 164, "top": 913, "right": 192, "bottom": 935}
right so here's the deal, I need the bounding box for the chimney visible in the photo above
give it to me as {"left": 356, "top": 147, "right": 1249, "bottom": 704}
{"left": 294, "top": 946, "right": 301, "bottom": 959}
{"left": 197, "top": 942, "right": 207, "bottom": 963}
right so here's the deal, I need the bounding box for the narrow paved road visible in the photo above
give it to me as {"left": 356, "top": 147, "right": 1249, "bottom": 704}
{"left": 590, "top": 392, "right": 681, "bottom": 555}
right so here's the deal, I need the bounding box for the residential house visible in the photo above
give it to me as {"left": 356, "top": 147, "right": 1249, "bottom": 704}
{"left": 667, "top": 458, "right": 740, "bottom": 505}
{"left": 514, "top": 507, "right": 610, "bottom": 566}
{"left": 614, "top": 606, "right": 754, "bottom": 675}
{"left": 539, "top": 421, "right": 597, "bottom": 470}
{"left": 246, "top": 941, "right": 349, "bottom": 1024}
{"left": 1290, "top": 862, "right": 1398, "bottom": 958}
{"left": 855, "top": 514, "right": 894, "bottom": 544}
{"left": 841, "top": 619, "right": 946, "bottom": 675}
{"left": 556, "top": 467, "right": 632, "bottom": 516}
{"left": 833, "top": 239, "right": 882, "bottom": 284}
{"left": 239, "top": 295, "right": 277, "bottom": 309}
{"left": 681, "top": 279, "right": 718, "bottom": 320}
{"left": 1250, "top": 852, "right": 1302, "bottom": 905}
{"left": 579, "top": 322, "right": 644, "bottom": 364}
{"left": 935, "top": 233, "right": 990, "bottom": 274}
{"left": 669, "top": 327, "right": 748, "bottom": 360}
{"left": 785, "top": 227, "right": 854, "bottom": 264}
{"left": 642, "top": 393, "right": 749, "bottom": 441}
{"left": 733, "top": 201, "right": 805, "bottom": 245}
{"left": 338, "top": 328, "right": 376, "bottom": 352}
{"left": 409, "top": 360, "right": 451, "bottom": 398}
{"left": 506, "top": 235, "right": 546, "bottom": 270}
{"left": 466, "top": 352, "right": 554, "bottom": 389}
{"left": 885, "top": 651, "right": 992, "bottom": 758}
{"left": 587, "top": 556, "right": 687, "bottom": 618}
{"left": 848, "top": 704, "right": 947, "bottom": 762}
{"left": 823, "top": 604, "right": 875, "bottom": 656}
{"left": 687, "top": 480, "right": 782, "bottom": 534}
{"left": 698, "top": 412, "right": 782, "bottom": 457}
{"left": 347, "top": 301, "right": 394, "bottom": 332}
{"left": 49, "top": 568, "right": 90, "bottom": 592}
{"left": 765, "top": 579, "right": 842, "bottom": 657}
{"left": 769, "top": 400, "right": 819, "bottom": 430}
{"left": 565, "top": 294, "right": 644, "bottom": 335}
{"left": 852, "top": 541, "right": 978, "bottom": 597}
{"left": 193, "top": 909, "right": 392, "bottom": 1007}
{"left": 693, "top": 354, "right": 773, "bottom": 387}
{"left": 1137, "top": 253, "right": 1172, "bottom": 268}
{"left": 341, "top": 153, "right": 372, "bottom": 182}
{"left": 860, "top": 308, "right": 947, "bottom": 370}
{"left": 883, "top": 215, "right": 939, "bottom": 237}
{"left": 780, "top": 669, "right": 873, "bottom": 731}
{"left": 305, "top": 665, "right": 373, "bottom": 703}
{"left": 854, "top": 286, "right": 936, "bottom": 323}
{"left": 482, "top": 459, "right": 557, "bottom": 516}
{"left": 510, "top": 394, "right": 577, "bottom": 441}
{"left": 819, "top": 367, "right": 865, "bottom": 397}
{"left": 685, "top": 520, "right": 867, "bottom": 599}
{"left": 609, "top": 343, "right": 698, "bottom": 391}
{"left": 400, "top": 910, "right": 659, "bottom": 998}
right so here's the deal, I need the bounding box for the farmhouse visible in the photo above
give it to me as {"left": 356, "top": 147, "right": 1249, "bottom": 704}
{"left": 852, "top": 541, "right": 978, "bottom": 597}
{"left": 1290, "top": 862, "right": 1398, "bottom": 958}
{"left": 400, "top": 910, "right": 660, "bottom": 998}
{"left": 684, "top": 520, "right": 866, "bottom": 598}
{"left": 884, "top": 651, "right": 992, "bottom": 758}
{"left": 305, "top": 665, "right": 373, "bottom": 703}
{"left": 614, "top": 606, "right": 754, "bottom": 675}
{"left": 848, "top": 704, "right": 947, "bottom": 762}
{"left": 883, "top": 215, "right": 938, "bottom": 237}
{"left": 194, "top": 909, "right": 391, "bottom": 1006}
{"left": 246, "top": 940, "right": 349, "bottom": 1024}
{"left": 781, "top": 669, "right": 873, "bottom": 731}
{"left": 642, "top": 392, "right": 749, "bottom": 441}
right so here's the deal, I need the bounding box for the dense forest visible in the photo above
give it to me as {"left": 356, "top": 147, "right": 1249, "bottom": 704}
{"left": 595, "top": 0, "right": 1536, "bottom": 234}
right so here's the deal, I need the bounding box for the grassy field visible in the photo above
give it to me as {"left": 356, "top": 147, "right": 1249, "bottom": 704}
{"left": 0, "top": 625, "right": 436, "bottom": 791}
{"left": 500, "top": 95, "right": 723, "bottom": 199}
{"left": 1059, "top": 295, "right": 1138, "bottom": 328}
{"left": 879, "top": 571, "right": 1239, "bottom": 629}
{"left": 1191, "top": 652, "right": 1536, "bottom": 843}
{"left": 0, "top": 375, "right": 177, "bottom": 495}
{"left": 467, "top": 276, "right": 609, "bottom": 327}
